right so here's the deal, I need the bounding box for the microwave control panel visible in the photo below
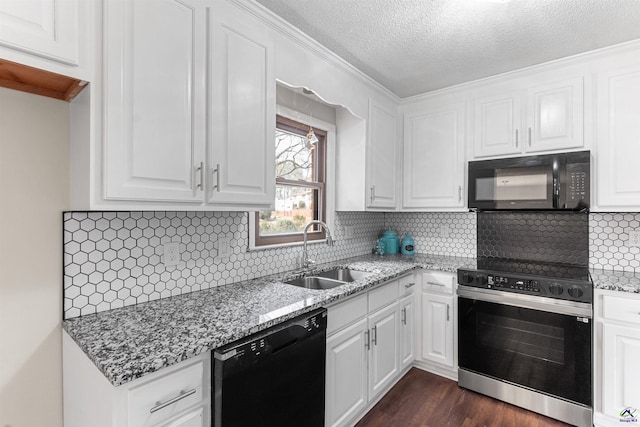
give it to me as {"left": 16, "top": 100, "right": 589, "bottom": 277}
{"left": 565, "top": 162, "right": 590, "bottom": 208}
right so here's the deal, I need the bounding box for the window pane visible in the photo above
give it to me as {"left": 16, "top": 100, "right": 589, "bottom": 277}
{"left": 276, "top": 129, "right": 314, "bottom": 181}
{"left": 259, "top": 185, "right": 318, "bottom": 236}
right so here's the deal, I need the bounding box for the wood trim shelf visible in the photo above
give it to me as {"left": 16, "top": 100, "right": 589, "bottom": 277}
{"left": 0, "top": 59, "right": 87, "bottom": 102}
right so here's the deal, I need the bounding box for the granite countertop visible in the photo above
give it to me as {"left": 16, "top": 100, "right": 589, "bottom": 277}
{"left": 62, "top": 253, "right": 475, "bottom": 386}
{"left": 591, "top": 269, "right": 640, "bottom": 293}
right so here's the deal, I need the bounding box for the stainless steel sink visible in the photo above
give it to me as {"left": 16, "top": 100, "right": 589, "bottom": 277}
{"left": 313, "top": 268, "right": 374, "bottom": 282}
{"left": 285, "top": 276, "right": 346, "bottom": 290}
{"left": 284, "top": 268, "right": 374, "bottom": 290}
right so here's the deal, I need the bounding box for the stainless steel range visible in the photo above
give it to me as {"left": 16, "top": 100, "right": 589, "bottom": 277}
{"left": 457, "top": 258, "right": 593, "bottom": 427}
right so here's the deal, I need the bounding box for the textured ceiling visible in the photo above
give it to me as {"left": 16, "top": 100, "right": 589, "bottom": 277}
{"left": 255, "top": 0, "right": 640, "bottom": 98}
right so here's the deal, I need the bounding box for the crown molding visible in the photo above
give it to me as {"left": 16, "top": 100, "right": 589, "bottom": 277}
{"left": 229, "top": 0, "right": 400, "bottom": 103}
{"left": 401, "top": 38, "right": 640, "bottom": 104}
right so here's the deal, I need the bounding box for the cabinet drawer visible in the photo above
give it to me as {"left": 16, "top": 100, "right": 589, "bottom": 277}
{"left": 368, "top": 280, "right": 399, "bottom": 312}
{"left": 399, "top": 274, "right": 417, "bottom": 296}
{"left": 128, "top": 358, "right": 204, "bottom": 426}
{"left": 422, "top": 271, "right": 455, "bottom": 295}
{"left": 327, "top": 293, "right": 368, "bottom": 335}
{"left": 602, "top": 294, "right": 640, "bottom": 325}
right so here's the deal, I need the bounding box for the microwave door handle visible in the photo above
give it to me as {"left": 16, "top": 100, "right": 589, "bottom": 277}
{"left": 552, "top": 159, "right": 560, "bottom": 208}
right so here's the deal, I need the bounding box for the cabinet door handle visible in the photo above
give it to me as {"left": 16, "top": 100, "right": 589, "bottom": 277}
{"left": 195, "top": 162, "right": 204, "bottom": 191}
{"left": 404, "top": 282, "right": 415, "bottom": 288}
{"left": 458, "top": 185, "right": 462, "bottom": 202}
{"left": 402, "top": 307, "right": 407, "bottom": 325}
{"left": 426, "top": 281, "right": 445, "bottom": 287}
{"left": 150, "top": 388, "right": 197, "bottom": 413}
{"left": 370, "top": 186, "right": 375, "bottom": 203}
{"left": 372, "top": 325, "right": 377, "bottom": 345}
{"left": 212, "top": 163, "right": 220, "bottom": 192}
{"left": 365, "top": 329, "right": 370, "bottom": 350}
{"left": 528, "top": 127, "right": 532, "bottom": 147}
{"left": 446, "top": 304, "right": 450, "bottom": 321}
{"left": 515, "top": 129, "right": 519, "bottom": 147}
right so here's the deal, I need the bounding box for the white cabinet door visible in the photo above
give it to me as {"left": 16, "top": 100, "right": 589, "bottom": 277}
{"left": 368, "top": 302, "right": 399, "bottom": 400}
{"left": 473, "top": 91, "right": 522, "bottom": 158}
{"left": 326, "top": 318, "right": 368, "bottom": 427}
{"left": 421, "top": 293, "right": 454, "bottom": 368}
{"left": 596, "top": 65, "right": 640, "bottom": 210}
{"left": 104, "top": 0, "right": 206, "bottom": 203}
{"left": 403, "top": 102, "right": 465, "bottom": 208}
{"left": 602, "top": 323, "right": 640, "bottom": 418}
{"left": 0, "top": 0, "right": 79, "bottom": 65}
{"left": 398, "top": 293, "right": 415, "bottom": 370}
{"left": 164, "top": 407, "right": 206, "bottom": 427}
{"left": 367, "top": 100, "right": 397, "bottom": 209}
{"left": 208, "top": 1, "right": 275, "bottom": 208}
{"left": 526, "top": 77, "right": 584, "bottom": 153}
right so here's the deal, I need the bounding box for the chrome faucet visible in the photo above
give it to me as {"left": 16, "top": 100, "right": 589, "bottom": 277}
{"left": 301, "top": 220, "right": 334, "bottom": 268}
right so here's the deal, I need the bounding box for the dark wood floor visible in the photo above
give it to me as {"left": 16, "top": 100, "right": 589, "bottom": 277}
{"left": 355, "top": 368, "right": 571, "bottom": 427}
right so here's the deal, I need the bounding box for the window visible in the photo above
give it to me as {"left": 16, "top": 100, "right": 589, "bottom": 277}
{"left": 254, "top": 115, "right": 327, "bottom": 247}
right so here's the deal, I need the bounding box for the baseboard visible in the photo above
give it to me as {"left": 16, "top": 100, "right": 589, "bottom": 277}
{"left": 412, "top": 360, "right": 458, "bottom": 382}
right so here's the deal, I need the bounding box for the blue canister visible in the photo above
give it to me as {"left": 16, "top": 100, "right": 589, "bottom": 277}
{"left": 401, "top": 232, "right": 415, "bottom": 257}
{"left": 381, "top": 229, "right": 399, "bottom": 254}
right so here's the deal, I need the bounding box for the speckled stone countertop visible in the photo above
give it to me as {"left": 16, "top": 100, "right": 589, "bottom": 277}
{"left": 62, "top": 253, "right": 475, "bottom": 386}
{"left": 591, "top": 269, "right": 640, "bottom": 293}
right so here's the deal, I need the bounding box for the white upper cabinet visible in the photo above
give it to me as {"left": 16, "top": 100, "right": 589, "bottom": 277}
{"left": 0, "top": 0, "right": 92, "bottom": 80}
{"left": 526, "top": 78, "right": 584, "bottom": 153}
{"left": 366, "top": 99, "right": 398, "bottom": 209}
{"left": 208, "top": 0, "right": 275, "bottom": 208}
{"left": 74, "top": 0, "right": 277, "bottom": 210}
{"left": 0, "top": 0, "right": 79, "bottom": 65}
{"left": 104, "top": 0, "right": 206, "bottom": 203}
{"left": 595, "top": 63, "right": 640, "bottom": 210}
{"left": 472, "top": 77, "right": 584, "bottom": 158}
{"left": 473, "top": 91, "right": 522, "bottom": 158}
{"left": 402, "top": 100, "right": 465, "bottom": 209}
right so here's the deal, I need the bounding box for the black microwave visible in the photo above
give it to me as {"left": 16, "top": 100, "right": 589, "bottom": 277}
{"left": 468, "top": 151, "right": 590, "bottom": 210}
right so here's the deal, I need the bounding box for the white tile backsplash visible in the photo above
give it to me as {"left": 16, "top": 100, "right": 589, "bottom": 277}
{"left": 63, "top": 210, "right": 640, "bottom": 318}
{"left": 384, "top": 212, "right": 477, "bottom": 258}
{"left": 590, "top": 212, "right": 640, "bottom": 272}
{"left": 63, "top": 211, "right": 383, "bottom": 318}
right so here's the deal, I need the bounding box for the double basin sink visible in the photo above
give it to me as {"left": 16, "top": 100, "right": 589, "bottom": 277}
{"left": 285, "top": 268, "right": 374, "bottom": 290}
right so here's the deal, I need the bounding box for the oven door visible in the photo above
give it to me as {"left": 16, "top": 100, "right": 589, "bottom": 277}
{"left": 458, "top": 286, "right": 592, "bottom": 406}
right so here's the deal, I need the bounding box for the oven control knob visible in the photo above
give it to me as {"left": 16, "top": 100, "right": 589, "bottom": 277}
{"left": 548, "top": 283, "right": 564, "bottom": 296}
{"left": 568, "top": 286, "right": 584, "bottom": 299}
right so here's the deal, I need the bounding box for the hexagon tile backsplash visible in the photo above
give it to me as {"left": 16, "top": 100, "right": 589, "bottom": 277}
{"left": 63, "top": 211, "right": 384, "bottom": 318}
{"left": 590, "top": 213, "right": 640, "bottom": 271}
{"left": 63, "top": 211, "right": 640, "bottom": 318}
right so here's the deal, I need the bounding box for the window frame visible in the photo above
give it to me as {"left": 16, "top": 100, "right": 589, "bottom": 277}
{"left": 249, "top": 105, "right": 335, "bottom": 250}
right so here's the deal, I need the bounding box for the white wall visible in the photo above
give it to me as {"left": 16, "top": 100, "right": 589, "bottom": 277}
{"left": 0, "top": 87, "right": 69, "bottom": 427}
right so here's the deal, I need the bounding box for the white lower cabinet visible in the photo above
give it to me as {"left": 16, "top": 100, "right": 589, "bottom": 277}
{"left": 416, "top": 271, "right": 457, "bottom": 379}
{"left": 368, "top": 302, "right": 400, "bottom": 400}
{"left": 421, "top": 293, "right": 454, "bottom": 368}
{"left": 398, "top": 292, "right": 416, "bottom": 370}
{"left": 594, "top": 291, "right": 640, "bottom": 427}
{"left": 325, "top": 274, "right": 416, "bottom": 427}
{"left": 326, "top": 317, "right": 369, "bottom": 427}
{"left": 63, "top": 332, "right": 210, "bottom": 427}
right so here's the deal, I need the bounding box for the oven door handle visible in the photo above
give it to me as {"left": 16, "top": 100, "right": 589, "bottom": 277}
{"left": 457, "top": 285, "right": 592, "bottom": 318}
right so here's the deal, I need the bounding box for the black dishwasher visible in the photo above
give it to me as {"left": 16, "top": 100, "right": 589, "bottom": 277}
{"left": 213, "top": 307, "right": 327, "bottom": 427}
